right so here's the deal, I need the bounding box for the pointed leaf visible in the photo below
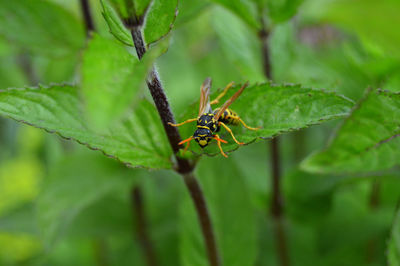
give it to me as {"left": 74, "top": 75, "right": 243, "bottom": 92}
{"left": 101, "top": 0, "right": 133, "bottom": 46}
{"left": 178, "top": 82, "right": 353, "bottom": 156}
{"left": 143, "top": 0, "right": 178, "bottom": 45}
{"left": 0, "top": 85, "right": 172, "bottom": 169}
{"left": 302, "top": 89, "right": 400, "bottom": 174}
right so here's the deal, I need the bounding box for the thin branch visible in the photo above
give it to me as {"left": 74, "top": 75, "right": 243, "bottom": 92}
{"left": 258, "top": 11, "right": 290, "bottom": 266}
{"left": 129, "top": 26, "right": 220, "bottom": 266}
{"left": 269, "top": 138, "right": 283, "bottom": 217}
{"left": 79, "top": 0, "right": 96, "bottom": 34}
{"left": 131, "top": 187, "right": 159, "bottom": 266}
{"left": 16, "top": 52, "right": 39, "bottom": 86}
{"left": 130, "top": 27, "right": 193, "bottom": 174}
{"left": 366, "top": 179, "right": 380, "bottom": 263}
{"left": 183, "top": 173, "right": 221, "bottom": 266}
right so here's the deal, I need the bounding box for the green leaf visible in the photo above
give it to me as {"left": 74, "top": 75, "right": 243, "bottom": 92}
{"left": 0, "top": 0, "right": 84, "bottom": 56}
{"left": 209, "top": 0, "right": 260, "bottom": 29}
{"left": 108, "top": 0, "right": 151, "bottom": 19}
{"left": 178, "top": 82, "right": 353, "bottom": 157}
{"left": 389, "top": 209, "right": 400, "bottom": 266}
{"left": 180, "top": 156, "right": 257, "bottom": 265}
{"left": 82, "top": 34, "right": 161, "bottom": 128}
{"left": 267, "top": 0, "right": 304, "bottom": 23}
{"left": 212, "top": 7, "right": 264, "bottom": 82}
{"left": 315, "top": 0, "right": 400, "bottom": 58}
{"left": 101, "top": 0, "right": 178, "bottom": 46}
{"left": 302, "top": 89, "right": 400, "bottom": 174}
{"left": 143, "top": 0, "right": 178, "bottom": 45}
{"left": 101, "top": 0, "right": 133, "bottom": 46}
{"left": 0, "top": 84, "right": 172, "bottom": 169}
{"left": 134, "top": 0, "right": 152, "bottom": 17}
{"left": 36, "top": 152, "right": 135, "bottom": 248}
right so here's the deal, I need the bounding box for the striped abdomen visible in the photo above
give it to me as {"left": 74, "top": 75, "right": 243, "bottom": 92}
{"left": 213, "top": 108, "right": 240, "bottom": 125}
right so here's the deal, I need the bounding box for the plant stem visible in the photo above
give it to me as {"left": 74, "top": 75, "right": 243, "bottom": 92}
{"left": 259, "top": 17, "right": 290, "bottom": 266}
{"left": 93, "top": 239, "right": 109, "bottom": 266}
{"left": 16, "top": 53, "right": 38, "bottom": 85}
{"left": 79, "top": 0, "right": 96, "bottom": 34}
{"left": 129, "top": 26, "right": 220, "bottom": 266}
{"left": 130, "top": 28, "right": 193, "bottom": 174}
{"left": 269, "top": 138, "right": 283, "bottom": 217}
{"left": 131, "top": 187, "right": 159, "bottom": 266}
{"left": 183, "top": 173, "right": 220, "bottom": 266}
{"left": 366, "top": 179, "right": 380, "bottom": 263}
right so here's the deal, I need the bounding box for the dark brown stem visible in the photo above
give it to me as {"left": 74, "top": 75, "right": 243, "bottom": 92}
{"left": 293, "top": 130, "right": 306, "bottom": 163}
{"left": 131, "top": 187, "right": 159, "bottom": 266}
{"left": 270, "top": 138, "right": 283, "bottom": 217}
{"left": 366, "top": 179, "right": 380, "bottom": 263}
{"left": 79, "top": 0, "right": 96, "bottom": 35}
{"left": 369, "top": 179, "right": 380, "bottom": 209}
{"left": 129, "top": 26, "right": 220, "bottom": 266}
{"left": 183, "top": 173, "right": 221, "bottom": 266}
{"left": 259, "top": 29, "right": 272, "bottom": 80}
{"left": 130, "top": 27, "right": 193, "bottom": 174}
{"left": 17, "top": 53, "right": 39, "bottom": 85}
{"left": 259, "top": 13, "right": 290, "bottom": 266}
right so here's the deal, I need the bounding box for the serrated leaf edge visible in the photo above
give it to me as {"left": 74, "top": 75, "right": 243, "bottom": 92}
{"left": 0, "top": 83, "right": 172, "bottom": 170}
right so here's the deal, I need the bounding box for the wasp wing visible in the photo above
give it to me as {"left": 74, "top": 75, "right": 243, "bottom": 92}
{"left": 199, "top": 77, "right": 212, "bottom": 116}
{"left": 214, "top": 82, "right": 249, "bottom": 120}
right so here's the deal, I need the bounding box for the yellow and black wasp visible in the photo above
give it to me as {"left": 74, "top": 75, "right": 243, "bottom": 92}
{"left": 168, "top": 78, "right": 259, "bottom": 157}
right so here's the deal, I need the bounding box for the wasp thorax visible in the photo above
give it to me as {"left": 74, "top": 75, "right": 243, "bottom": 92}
{"left": 197, "top": 113, "right": 217, "bottom": 131}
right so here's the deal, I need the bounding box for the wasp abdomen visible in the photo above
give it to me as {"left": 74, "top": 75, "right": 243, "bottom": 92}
{"left": 214, "top": 108, "right": 240, "bottom": 125}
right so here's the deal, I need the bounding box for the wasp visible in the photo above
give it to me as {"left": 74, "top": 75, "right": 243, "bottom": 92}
{"left": 168, "top": 78, "right": 259, "bottom": 157}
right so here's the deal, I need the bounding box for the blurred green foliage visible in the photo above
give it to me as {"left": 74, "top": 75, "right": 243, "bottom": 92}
{"left": 0, "top": 0, "right": 399, "bottom": 265}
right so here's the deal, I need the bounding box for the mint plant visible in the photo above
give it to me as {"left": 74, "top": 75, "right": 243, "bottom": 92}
{"left": 0, "top": 0, "right": 399, "bottom": 265}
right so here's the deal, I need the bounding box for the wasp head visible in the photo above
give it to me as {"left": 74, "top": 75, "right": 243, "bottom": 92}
{"left": 193, "top": 128, "right": 213, "bottom": 148}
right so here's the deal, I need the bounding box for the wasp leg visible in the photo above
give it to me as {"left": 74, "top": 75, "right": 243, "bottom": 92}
{"left": 238, "top": 118, "right": 260, "bottom": 131}
{"left": 210, "top": 81, "right": 235, "bottom": 105}
{"left": 214, "top": 134, "right": 228, "bottom": 158}
{"left": 178, "top": 136, "right": 193, "bottom": 155}
{"left": 168, "top": 118, "right": 197, "bottom": 127}
{"left": 219, "top": 122, "right": 244, "bottom": 145}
